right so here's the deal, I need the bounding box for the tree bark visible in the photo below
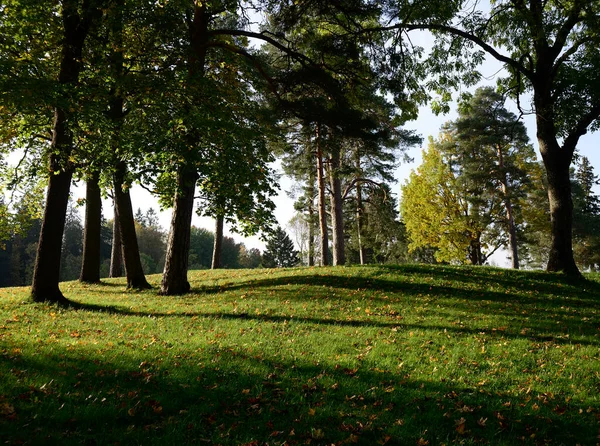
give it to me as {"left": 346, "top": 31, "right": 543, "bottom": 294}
{"left": 109, "top": 200, "right": 123, "bottom": 278}
{"left": 211, "top": 214, "right": 224, "bottom": 269}
{"left": 541, "top": 147, "right": 579, "bottom": 275}
{"left": 79, "top": 172, "right": 102, "bottom": 282}
{"left": 328, "top": 147, "right": 346, "bottom": 266}
{"left": 160, "top": 2, "right": 208, "bottom": 293}
{"left": 534, "top": 77, "right": 581, "bottom": 276}
{"left": 31, "top": 0, "right": 97, "bottom": 304}
{"left": 316, "top": 125, "right": 329, "bottom": 266}
{"left": 160, "top": 166, "right": 198, "bottom": 294}
{"left": 114, "top": 161, "right": 151, "bottom": 289}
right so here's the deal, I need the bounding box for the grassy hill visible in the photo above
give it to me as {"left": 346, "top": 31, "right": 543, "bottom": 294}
{"left": 0, "top": 264, "right": 598, "bottom": 445}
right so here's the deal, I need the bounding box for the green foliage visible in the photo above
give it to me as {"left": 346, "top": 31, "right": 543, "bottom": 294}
{"left": 262, "top": 226, "right": 300, "bottom": 268}
{"left": 401, "top": 139, "right": 478, "bottom": 264}
{"left": 0, "top": 265, "right": 598, "bottom": 444}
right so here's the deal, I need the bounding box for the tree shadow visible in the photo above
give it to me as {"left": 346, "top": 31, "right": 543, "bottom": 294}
{"left": 1, "top": 345, "right": 596, "bottom": 445}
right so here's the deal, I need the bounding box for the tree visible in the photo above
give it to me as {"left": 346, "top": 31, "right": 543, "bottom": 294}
{"left": 26, "top": 0, "right": 102, "bottom": 303}
{"left": 365, "top": 0, "right": 600, "bottom": 275}
{"left": 238, "top": 246, "right": 262, "bottom": 269}
{"left": 401, "top": 139, "right": 487, "bottom": 264}
{"left": 262, "top": 226, "right": 300, "bottom": 268}
{"left": 440, "top": 87, "right": 536, "bottom": 269}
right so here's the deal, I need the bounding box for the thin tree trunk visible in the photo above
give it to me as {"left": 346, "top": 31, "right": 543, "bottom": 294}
{"left": 109, "top": 200, "right": 123, "bottom": 277}
{"left": 160, "top": 166, "right": 197, "bottom": 295}
{"left": 307, "top": 181, "right": 315, "bottom": 267}
{"left": 356, "top": 181, "right": 366, "bottom": 265}
{"left": 114, "top": 161, "right": 151, "bottom": 289}
{"left": 80, "top": 172, "right": 102, "bottom": 282}
{"left": 212, "top": 214, "right": 224, "bottom": 269}
{"left": 316, "top": 125, "right": 329, "bottom": 266}
{"left": 328, "top": 147, "right": 345, "bottom": 266}
{"left": 496, "top": 146, "right": 519, "bottom": 269}
{"left": 31, "top": 1, "right": 97, "bottom": 303}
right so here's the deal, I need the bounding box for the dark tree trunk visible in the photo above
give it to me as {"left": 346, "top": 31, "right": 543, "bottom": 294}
{"left": 468, "top": 234, "right": 483, "bottom": 266}
{"left": 541, "top": 149, "right": 579, "bottom": 275}
{"left": 109, "top": 200, "right": 123, "bottom": 278}
{"left": 31, "top": 0, "right": 97, "bottom": 304}
{"left": 212, "top": 214, "right": 224, "bottom": 269}
{"left": 79, "top": 172, "right": 102, "bottom": 282}
{"left": 328, "top": 148, "right": 345, "bottom": 266}
{"left": 159, "top": 2, "right": 208, "bottom": 294}
{"left": 316, "top": 126, "right": 329, "bottom": 266}
{"left": 31, "top": 147, "right": 73, "bottom": 304}
{"left": 114, "top": 162, "right": 151, "bottom": 289}
{"left": 160, "top": 166, "right": 197, "bottom": 295}
{"left": 534, "top": 79, "right": 581, "bottom": 276}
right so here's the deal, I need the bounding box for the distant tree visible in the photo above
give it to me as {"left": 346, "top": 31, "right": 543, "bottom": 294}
{"left": 262, "top": 227, "right": 300, "bottom": 268}
{"left": 401, "top": 139, "right": 489, "bottom": 265}
{"left": 60, "top": 203, "right": 84, "bottom": 282}
{"left": 188, "top": 227, "right": 214, "bottom": 270}
{"left": 134, "top": 208, "right": 166, "bottom": 274}
{"left": 239, "top": 246, "right": 262, "bottom": 269}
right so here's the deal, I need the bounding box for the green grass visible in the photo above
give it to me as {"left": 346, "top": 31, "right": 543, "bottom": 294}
{"left": 0, "top": 264, "right": 599, "bottom": 445}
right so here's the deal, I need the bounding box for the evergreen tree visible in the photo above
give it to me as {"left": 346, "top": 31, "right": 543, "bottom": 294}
{"left": 262, "top": 226, "right": 300, "bottom": 268}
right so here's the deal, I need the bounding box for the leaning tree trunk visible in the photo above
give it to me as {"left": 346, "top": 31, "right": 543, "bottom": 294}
{"left": 31, "top": 1, "right": 96, "bottom": 303}
{"left": 109, "top": 203, "right": 123, "bottom": 278}
{"left": 328, "top": 148, "right": 345, "bottom": 266}
{"left": 211, "top": 214, "right": 224, "bottom": 269}
{"left": 114, "top": 161, "right": 151, "bottom": 289}
{"left": 315, "top": 125, "right": 329, "bottom": 266}
{"left": 79, "top": 172, "right": 102, "bottom": 282}
{"left": 160, "top": 166, "right": 198, "bottom": 295}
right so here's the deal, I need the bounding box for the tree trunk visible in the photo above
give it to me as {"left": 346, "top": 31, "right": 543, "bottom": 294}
{"left": 160, "top": 2, "right": 208, "bottom": 293}
{"left": 534, "top": 81, "right": 581, "bottom": 276}
{"left": 31, "top": 1, "right": 96, "bottom": 304}
{"left": 160, "top": 166, "right": 198, "bottom": 295}
{"left": 79, "top": 172, "right": 102, "bottom": 282}
{"left": 114, "top": 161, "right": 151, "bottom": 289}
{"left": 497, "top": 146, "right": 519, "bottom": 269}
{"left": 31, "top": 148, "right": 73, "bottom": 304}
{"left": 328, "top": 148, "right": 345, "bottom": 266}
{"left": 356, "top": 180, "right": 366, "bottom": 266}
{"left": 541, "top": 149, "right": 579, "bottom": 275}
{"left": 316, "top": 125, "right": 329, "bottom": 266}
{"left": 109, "top": 200, "right": 123, "bottom": 278}
{"left": 307, "top": 182, "right": 316, "bottom": 267}
{"left": 211, "top": 214, "right": 224, "bottom": 269}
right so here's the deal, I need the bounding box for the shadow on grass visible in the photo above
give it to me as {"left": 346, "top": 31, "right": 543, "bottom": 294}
{"left": 1, "top": 345, "right": 597, "bottom": 445}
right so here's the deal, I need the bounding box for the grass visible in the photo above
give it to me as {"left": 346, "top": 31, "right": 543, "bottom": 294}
{"left": 0, "top": 264, "right": 599, "bottom": 445}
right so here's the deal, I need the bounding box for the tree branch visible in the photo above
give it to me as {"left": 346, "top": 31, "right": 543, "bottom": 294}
{"left": 360, "top": 22, "right": 533, "bottom": 79}
{"left": 562, "top": 102, "right": 600, "bottom": 156}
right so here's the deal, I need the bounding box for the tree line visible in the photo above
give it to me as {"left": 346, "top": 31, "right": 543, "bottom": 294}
{"left": 1, "top": 0, "right": 599, "bottom": 303}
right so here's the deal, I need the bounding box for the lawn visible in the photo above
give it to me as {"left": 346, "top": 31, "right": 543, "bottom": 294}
{"left": 0, "top": 264, "right": 598, "bottom": 445}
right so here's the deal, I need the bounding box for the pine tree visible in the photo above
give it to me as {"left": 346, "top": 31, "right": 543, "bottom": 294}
{"left": 262, "top": 227, "right": 300, "bottom": 268}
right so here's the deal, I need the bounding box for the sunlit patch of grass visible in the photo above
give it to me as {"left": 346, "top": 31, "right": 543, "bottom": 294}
{"left": 0, "top": 264, "right": 598, "bottom": 445}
